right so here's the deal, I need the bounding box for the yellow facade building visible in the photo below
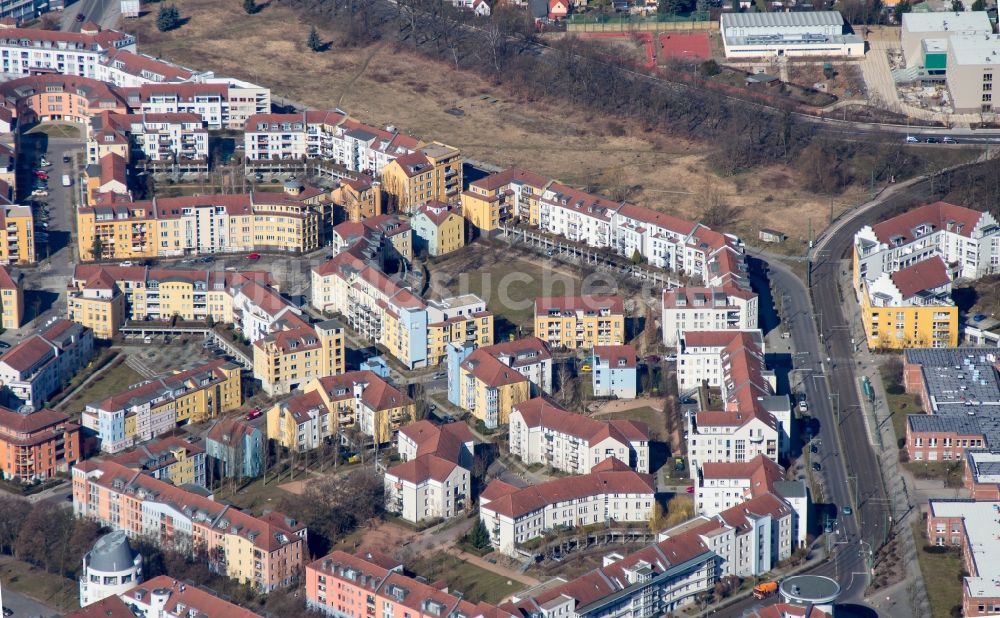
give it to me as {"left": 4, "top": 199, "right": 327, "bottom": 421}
{"left": 460, "top": 168, "right": 550, "bottom": 233}
{"left": 0, "top": 266, "right": 22, "bottom": 330}
{"left": 76, "top": 184, "right": 331, "bottom": 261}
{"left": 253, "top": 319, "right": 346, "bottom": 396}
{"left": 534, "top": 296, "right": 626, "bottom": 350}
{"left": 380, "top": 142, "right": 462, "bottom": 213}
{"left": 332, "top": 176, "right": 382, "bottom": 222}
{"left": 0, "top": 205, "right": 35, "bottom": 265}
{"left": 107, "top": 435, "right": 208, "bottom": 487}
{"left": 67, "top": 268, "right": 125, "bottom": 339}
{"left": 267, "top": 371, "right": 415, "bottom": 450}
{"left": 412, "top": 201, "right": 464, "bottom": 257}
{"left": 457, "top": 348, "right": 531, "bottom": 429}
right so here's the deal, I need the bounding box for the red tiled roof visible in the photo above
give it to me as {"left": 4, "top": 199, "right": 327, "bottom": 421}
{"left": 593, "top": 344, "right": 637, "bottom": 369}
{"left": 315, "top": 371, "right": 412, "bottom": 411}
{"left": 0, "top": 265, "right": 17, "bottom": 290}
{"left": 890, "top": 256, "right": 950, "bottom": 299}
{"left": 386, "top": 453, "right": 460, "bottom": 484}
{"left": 872, "top": 201, "right": 985, "bottom": 245}
{"left": 512, "top": 397, "right": 648, "bottom": 446}
{"left": 663, "top": 285, "right": 756, "bottom": 309}
{"left": 0, "top": 335, "right": 54, "bottom": 373}
{"left": 701, "top": 455, "right": 784, "bottom": 498}
{"left": 99, "top": 152, "right": 127, "bottom": 187}
{"left": 616, "top": 202, "right": 697, "bottom": 236}
{"left": 63, "top": 595, "right": 135, "bottom": 618}
{"left": 461, "top": 348, "right": 528, "bottom": 388}
{"left": 481, "top": 459, "right": 653, "bottom": 518}
{"left": 0, "top": 406, "right": 70, "bottom": 434}
{"left": 206, "top": 417, "right": 258, "bottom": 444}
{"left": 102, "top": 48, "right": 194, "bottom": 81}
{"left": 414, "top": 200, "right": 457, "bottom": 226}
{"left": 470, "top": 167, "right": 551, "bottom": 192}
{"left": 121, "top": 576, "right": 260, "bottom": 618}
{"left": 681, "top": 330, "right": 748, "bottom": 348}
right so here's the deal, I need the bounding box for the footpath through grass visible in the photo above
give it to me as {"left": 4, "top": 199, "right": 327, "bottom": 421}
{"left": 407, "top": 552, "right": 521, "bottom": 604}
{"left": 59, "top": 360, "right": 144, "bottom": 414}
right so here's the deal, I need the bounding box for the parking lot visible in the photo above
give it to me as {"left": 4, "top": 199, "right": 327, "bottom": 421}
{"left": 116, "top": 338, "right": 225, "bottom": 377}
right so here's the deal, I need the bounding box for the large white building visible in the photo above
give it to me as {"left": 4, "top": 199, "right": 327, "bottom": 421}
{"left": 662, "top": 285, "right": 758, "bottom": 348}
{"left": 0, "top": 22, "right": 136, "bottom": 78}
{"left": 508, "top": 397, "right": 649, "bottom": 474}
{"left": 384, "top": 421, "right": 475, "bottom": 524}
{"left": 720, "top": 11, "right": 864, "bottom": 58}
{"left": 244, "top": 111, "right": 421, "bottom": 174}
{"left": 0, "top": 319, "right": 94, "bottom": 411}
{"left": 900, "top": 11, "right": 992, "bottom": 70}
{"left": 676, "top": 329, "right": 765, "bottom": 393}
{"left": 479, "top": 457, "right": 655, "bottom": 556}
{"left": 79, "top": 531, "right": 142, "bottom": 608}
{"left": 684, "top": 331, "right": 791, "bottom": 476}
{"left": 854, "top": 201, "right": 1000, "bottom": 284}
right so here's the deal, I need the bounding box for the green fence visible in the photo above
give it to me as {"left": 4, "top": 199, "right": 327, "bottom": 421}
{"left": 567, "top": 17, "right": 717, "bottom": 32}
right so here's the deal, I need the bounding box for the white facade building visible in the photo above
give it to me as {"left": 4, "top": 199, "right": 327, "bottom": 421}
{"left": 676, "top": 330, "right": 765, "bottom": 394}
{"left": 479, "top": 457, "right": 655, "bottom": 556}
{"left": 720, "top": 11, "right": 864, "bottom": 58}
{"left": 384, "top": 420, "right": 475, "bottom": 525}
{"left": 0, "top": 319, "right": 94, "bottom": 411}
{"left": 0, "top": 24, "right": 136, "bottom": 78}
{"left": 508, "top": 397, "right": 649, "bottom": 474}
{"left": 662, "top": 285, "right": 759, "bottom": 348}
{"left": 592, "top": 344, "right": 638, "bottom": 399}
{"left": 79, "top": 531, "right": 143, "bottom": 607}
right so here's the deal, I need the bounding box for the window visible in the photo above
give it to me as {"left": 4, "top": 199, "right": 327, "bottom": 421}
{"left": 984, "top": 94, "right": 993, "bottom": 103}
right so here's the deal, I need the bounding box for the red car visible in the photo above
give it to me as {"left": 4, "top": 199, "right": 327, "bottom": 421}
{"left": 34, "top": 171, "right": 48, "bottom": 180}
{"left": 245, "top": 407, "right": 262, "bottom": 420}
{"left": 245, "top": 253, "right": 261, "bottom": 261}
{"left": 685, "top": 486, "right": 695, "bottom": 494}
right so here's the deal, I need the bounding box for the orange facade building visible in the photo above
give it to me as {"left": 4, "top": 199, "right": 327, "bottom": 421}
{"left": 0, "top": 406, "right": 79, "bottom": 481}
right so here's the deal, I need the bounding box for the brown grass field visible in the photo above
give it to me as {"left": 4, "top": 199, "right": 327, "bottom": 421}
{"left": 126, "top": 1, "right": 975, "bottom": 242}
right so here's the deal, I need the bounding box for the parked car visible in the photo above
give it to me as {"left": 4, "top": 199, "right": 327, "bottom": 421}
{"left": 842, "top": 505, "right": 853, "bottom": 516}
{"left": 62, "top": 155, "right": 72, "bottom": 163}
{"left": 942, "top": 136, "right": 958, "bottom": 144}
{"left": 31, "top": 189, "right": 48, "bottom": 197}
{"left": 245, "top": 253, "right": 261, "bottom": 260}
{"left": 75, "top": 12, "right": 86, "bottom": 21}
{"left": 39, "top": 158, "right": 51, "bottom": 167}
{"left": 0, "top": 341, "right": 11, "bottom": 350}
{"left": 812, "top": 462, "right": 821, "bottom": 472}
{"left": 925, "top": 137, "right": 940, "bottom": 144}
{"left": 974, "top": 313, "right": 988, "bottom": 322}
{"left": 905, "top": 135, "right": 919, "bottom": 143}
{"left": 34, "top": 170, "right": 48, "bottom": 180}
{"left": 245, "top": 407, "right": 263, "bottom": 421}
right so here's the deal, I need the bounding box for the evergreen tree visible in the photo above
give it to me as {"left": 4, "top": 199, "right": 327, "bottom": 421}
{"left": 91, "top": 235, "right": 104, "bottom": 261}
{"left": 467, "top": 519, "right": 491, "bottom": 550}
{"left": 156, "top": 4, "right": 180, "bottom": 31}
{"left": 307, "top": 26, "right": 323, "bottom": 52}
{"left": 243, "top": 0, "right": 258, "bottom": 14}
{"left": 972, "top": 0, "right": 986, "bottom": 10}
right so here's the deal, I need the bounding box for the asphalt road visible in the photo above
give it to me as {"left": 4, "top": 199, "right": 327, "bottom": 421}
{"left": 60, "top": 0, "right": 118, "bottom": 32}
{"left": 1, "top": 587, "right": 59, "bottom": 618}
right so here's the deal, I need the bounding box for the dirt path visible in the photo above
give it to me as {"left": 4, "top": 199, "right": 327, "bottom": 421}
{"left": 444, "top": 546, "right": 539, "bottom": 587}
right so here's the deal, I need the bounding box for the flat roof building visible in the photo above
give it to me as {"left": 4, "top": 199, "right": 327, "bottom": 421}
{"left": 901, "top": 11, "right": 992, "bottom": 68}
{"left": 720, "top": 11, "right": 863, "bottom": 58}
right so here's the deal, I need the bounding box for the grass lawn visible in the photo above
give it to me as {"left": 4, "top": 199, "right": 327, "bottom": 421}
{"left": 600, "top": 406, "right": 666, "bottom": 437}
{"left": 211, "top": 471, "right": 296, "bottom": 512}
{"left": 0, "top": 555, "right": 80, "bottom": 613}
{"left": 406, "top": 553, "right": 520, "bottom": 604}
{"left": 59, "top": 360, "right": 143, "bottom": 414}
{"left": 886, "top": 391, "right": 923, "bottom": 448}
{"left": 904, "top": 460, "right": 965, "bottom": 488}
{"left": 27, "top": 123, "right": 81, "bottom": 139}
{"left": 912, "top": 523, "right": 964, "bottom": 618}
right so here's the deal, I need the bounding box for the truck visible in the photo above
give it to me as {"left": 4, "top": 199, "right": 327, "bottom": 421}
{"left": 752, "top": 581, "right": 778, "bottom": 599}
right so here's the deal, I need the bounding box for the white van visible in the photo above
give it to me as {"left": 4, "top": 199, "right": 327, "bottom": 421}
{"left": 61, "top": 174, "right": 71, "bottom": 187}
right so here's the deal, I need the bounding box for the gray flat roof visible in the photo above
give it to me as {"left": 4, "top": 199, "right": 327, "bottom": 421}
{"left": 950, "top": 34, "right": 1000, "bottom": 66}
{"left": 902, "top": 10, "right": 992, "bottom": 34}
{"left": 779, "top": 575, "right": 840, "bottom": 602}
{"left": 721, "top": 10, "right": 845, "bottom": 29}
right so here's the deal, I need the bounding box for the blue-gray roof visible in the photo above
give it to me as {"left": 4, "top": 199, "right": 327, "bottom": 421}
{"left": 86, "top": 531, "right": 138, "bottom": 573}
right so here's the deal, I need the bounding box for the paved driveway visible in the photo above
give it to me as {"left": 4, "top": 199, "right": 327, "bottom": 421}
{"left": 1, "top": 588, "right": 60, "bottom": 618}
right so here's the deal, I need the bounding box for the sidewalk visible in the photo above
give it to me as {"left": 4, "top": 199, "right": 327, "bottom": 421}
{"left": 835, "top": 264, "right": 930, "bottom": 617}
{"left": 443, "top": 547, "right": 540, "bottom": 587}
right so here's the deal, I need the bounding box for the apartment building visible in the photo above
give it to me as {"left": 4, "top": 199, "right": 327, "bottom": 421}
{"left": 267, "top": 371, "right": 415, "bottom": 448}
{"left": 455, "top": 346, "right": 531, "bottom": 429}
{"left": 76, "top": 185, "right": 331, "bottom": 261}
{"left": 534, "top": 295, "right": 625, "bottom": 350}
{"left": 0, "top": 406, "right": 79, "bottom": 481}
{"left": 447, "top": 336, "right": 552, "bottom": 408}
{"left": 676, "top": 330, "right": 766, "bottom": 393}
{"left": 331, "top": 214, "right": 413, "bottom": 266}
{"left": 72, "top": 575, "right": 263, "bottom": 618}
{"left": 384, "top": 420, "right": 475, "bottom": 524}
{"left": 331, "top": 176, "right": 382, "bottom": 222}
{"left": 479, "top": 457, "right": 655, "bottom": 556}
{"left": 508, "top": 397, "right": 649, "bottom": 474}
{"left": 853, "top": 202, "right": 998, "bottom": 348}
{"left": 91, "top": 110, "right": 209, "bottom": 165}
{"left": 0, "top": 205, "right": 35, "bottom": 266}
{"left": 306, "top": 550, "right": 504, "bottom": 618}
{"left": 0, "top": 74, "right": 129, "bottom": 125}
{"left": 411, "top": 201, "right": 465, "bottom": 257}
{"left": 201, "top": 77, "right": 271, "bottom": 129}
{"left": 253, "top": 319, "right": 345, "bottom": 396}
{"left": 83, "top": 152, "right": 128, "bottom": 203}
{"left": 122, "top": 82, "right": 226, "bottom": 129}
{"left": 0, "top": 265, "right": 22, "bottom": 329}
{"left": 685, "top": 331, "right": 791, "bottom": 476}
{"left": 72, "top": 460, "right": 306, "bottom": 591}
{"left": 243, "top": 111, "right": 420, "bottom": 174}
{"left": 96, "top": 47, "right": 200, "bottom": 87}
{"left": 81, "top": 359, "right": 242, "bottom": 454}
{"left": 592, "top": 344, "right": 638, "bottom": 399}
{"left": 0, "top": 23, "right": 136, "bottom": 79}
{"left": 460, "top": 167, "right": 550, "bottom": 233}
{"left": 661, "top": 285, "right": 759, "bottom": 348}
{"left": 205, "top": 417, "right": 265, "bottom": 480}
{"left": 927, "top": 499, "right": 1000, "bottom": 616}
{"left": 311, "top": 250, "right": 493, "bottom": 369}
{"left": 105, "top": 435, "right": 207, "bottom": 488}
{"left": 380, "top": 142, "right": 462, "bottom": 212}
{"left": 0, "top": 318, "right": 94, "bottom": 410}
